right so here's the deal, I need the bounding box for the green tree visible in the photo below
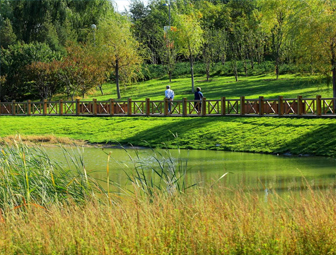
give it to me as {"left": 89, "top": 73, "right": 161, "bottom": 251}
{"left": 258, "top": 0, "right": 294, "bottom": 79}
{"left": 130, "top": 0, "right": 168, "bottom": 65}
{"left": 198, "top": 1, "right": 230, "bottom": 80}
{"left": 26, "top": 61, "right": 60, "bottom": 100}
{"left": 0, "top": 18, "right": 17, "bottom": 49}
{"left": 0, "top": 0, "right": 113, "bottom": 48}
{"left": 289, "top": 0, "right": 336, "bottom": 96}
{"left": 55, "top": 43, "right": 106, "bottom": 99}
{"left": 96, "top": 14, "right": 143, "bottom": 99}
{"left": 173, "top": 13, "right": 204, "bottom": 93}
{"left": 0, "top": 42, "right": 62, "bottom": 100}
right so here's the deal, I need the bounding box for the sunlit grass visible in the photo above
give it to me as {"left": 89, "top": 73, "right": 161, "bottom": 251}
{"left": 0, "top": 140, "right": 109, "bottom": 211}
{"left": 84, "top": 73, "right": 331, "bottom": 101}
{"left": 1, "top": 187, "right": 335, "bottom": 254}
{"left": 1, "top": 140, "right": 335, "bottom": 254}
{"left": 1, "top": 116, "right": 336, "bottom": 156}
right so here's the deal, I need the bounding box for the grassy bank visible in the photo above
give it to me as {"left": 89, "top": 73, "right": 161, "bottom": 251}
{"left": 1, "top": 116, "right": 336, "bottom": 156}
{"left": 1, "top": 188, "right": 336, "bottom": 254}
{"left": 81, "top": 74, "right": 330, "bottom": 101}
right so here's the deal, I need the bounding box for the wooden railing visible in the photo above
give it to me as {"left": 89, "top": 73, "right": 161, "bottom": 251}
{"left": 1, "top": 96, "right": 335, "bottom": 117}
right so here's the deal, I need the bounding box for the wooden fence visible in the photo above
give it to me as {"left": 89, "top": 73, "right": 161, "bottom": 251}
{"left": 0, "top": 96, "right": 335, "bottom": 117}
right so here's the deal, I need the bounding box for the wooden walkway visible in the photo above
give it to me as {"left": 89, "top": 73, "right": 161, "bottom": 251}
{"left": 1, "top": 96, "right": 335, "bottom": 117}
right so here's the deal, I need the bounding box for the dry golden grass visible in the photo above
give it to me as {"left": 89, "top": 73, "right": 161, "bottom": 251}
{"left": 0, "top": 135, "right": 86, "bottom": 146}
{"left": 1, "top": 188, "right": 335, "bottom": 254}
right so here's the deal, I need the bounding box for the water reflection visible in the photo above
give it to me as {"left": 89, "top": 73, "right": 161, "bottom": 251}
{"left": 44, "top": 146, "right": 336, "bottom": 194}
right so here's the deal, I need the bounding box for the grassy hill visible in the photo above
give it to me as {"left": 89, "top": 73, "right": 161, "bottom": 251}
{"left": 84, "top": 74, "right": 330, "bottom": 101}
{"left": 1, "top": 72, "right": 335, "bottom": 156}
{"left": 1, "top": 115, "right": 336, "bottom": 157}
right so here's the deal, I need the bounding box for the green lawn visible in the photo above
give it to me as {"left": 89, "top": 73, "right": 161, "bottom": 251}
{"left": 2, "top": 73, "right": 334, "bottom": 156}
{"left": 84, "top": 74, "right": 331, "bottom": 101}
{"left": 1, "top": 116, "right": 336, "bottom": 157}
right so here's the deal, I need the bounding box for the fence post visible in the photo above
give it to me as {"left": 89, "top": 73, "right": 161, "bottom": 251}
{"left": 202, "top": 97, "right": 206, "bottom": 116}
{"left": 42, "top": 99, "right": 47, "bottom": 115}
{"left": 59, "top": 100, "right": 63, "bottom": 116}
{"left": 12, "top": 100, "right": 16, "bottom": 115}
{"left": 316, "top": 95, "right": 321, "bottom": 116}
{"left": 110, "top": 99, "right": 114, "bottom": 116}
{"left": 164, "top": 98, "right": 168, "bottom": 116}
{"left": 27, "top": 100, "right": 31, "bottom": 116}
{"left": 93, "top": 99, "right": 97, "bottom": 116}
{"left": 76, "top": 99, "right": 80, "bottom": 116}
{"left": 182, "top": 98, "right": 187, "bottom": 116}
{"left": 240, "top": 96, "right": 245, "bottom": 116}
{"left": 221, "top": 97, "right": 226, "bottom": 116}
{"left": 297, "top": 95, "right": 303, "bottom": 116}
{"left": 259, "top": 96, "right": 264, "bottom": 116}
{"left": 146, "top": 98, "right": 150, "bottom": 116}
{"left": 278, "top": 96, "right": 283, "bottom": 116}
{"left": 128, "top": 98, "right": 132, "bottom": 116}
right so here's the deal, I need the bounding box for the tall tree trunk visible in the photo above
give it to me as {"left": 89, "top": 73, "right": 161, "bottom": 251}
{"left": 221, "top": 54, "right": 226, "bottom": 65}
{"left": 331, "top": 43, "right": 336, "bottom": 98}
{"left": 232, "top": 60, "right": 238, "bottom": 82}
{"left": 115, "top": 59, "right": 121, "bottom": 99}
{"left": 250, "top": 54, "right": 254, "bottom": 70}
{"left": 167, "top": 46, "right": 172, "bottom": 82}
{"left": 276, "top": 57, "right": 279, "bottom": 80}
{"left": 244, "top": 59, "right": 248, "bottom": 77}
{"left": 333, "top": 67, "right": 336, "bottom": 98}
{"left": 99, "top": 85, "right": 104, "bottom": 96}
{"left": 189, "top": 52, "right": 195, "bottom": 93}
{"left": 234, "top": 64, "right": 238, "bottom": 82}
{"left": 206, "top": 62, "right": 210, "bottom": 82}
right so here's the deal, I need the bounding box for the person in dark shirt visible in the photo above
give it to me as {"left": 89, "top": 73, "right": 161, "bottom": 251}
{"left": 194, "top": 87, "right": 203, "bottom": 114}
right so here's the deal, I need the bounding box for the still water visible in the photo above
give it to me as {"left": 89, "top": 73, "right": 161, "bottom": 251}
{"left": 44, "top": 146, "right": 336, "bottom": 194}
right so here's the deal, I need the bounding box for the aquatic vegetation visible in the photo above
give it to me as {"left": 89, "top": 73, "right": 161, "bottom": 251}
{"left": 0, "top": 140, "right": 335, "bottom": 254}
{"left": 118, "top": 143, "right": 197, "bottom": 197}
{"left": 0, "top": 141, "right": 108, "bottom": 211}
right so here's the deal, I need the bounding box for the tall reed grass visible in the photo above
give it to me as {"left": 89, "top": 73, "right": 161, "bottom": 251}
{"left": 1, "top": 140, "right": 335, "bottom": 254}
{"left": 1, "top": 188, "right": 335, "bottom": 254}
{"left": 0, "top": 140, "right": 108, "bottom": 211}
{"left": 118, "top": 143, "right": 196, "bottom": 198}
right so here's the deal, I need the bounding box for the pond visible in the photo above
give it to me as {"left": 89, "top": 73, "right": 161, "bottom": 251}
{"left": 45, "top": 146, "right": 336, "bottom": 195}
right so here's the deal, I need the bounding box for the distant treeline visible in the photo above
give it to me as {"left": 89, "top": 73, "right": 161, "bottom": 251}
{"left": 0, "top": 0, "right": 335, "bottom": 101}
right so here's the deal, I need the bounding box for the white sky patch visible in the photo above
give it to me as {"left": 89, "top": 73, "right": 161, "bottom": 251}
{"left": 113, "top": 0, "right": 149, "bottom": 12}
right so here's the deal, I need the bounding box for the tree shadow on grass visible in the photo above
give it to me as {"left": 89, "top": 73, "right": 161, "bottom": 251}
{"left": 201, "top": 77, "right": 327, "bottom": 99}
{"left": 96, "top": 75, "right": 328, "bottom": 102}
{"left": 120, "top": 116, "right": 336, "bottom": 158}
{"left": 274, "top": 123, "right": 336, "bottom": 156}
{"left": 133, "top": 76, "right": 328, "bottom": 101}
{"left": 119, "top": 117, "right": 221, "bottom": 147}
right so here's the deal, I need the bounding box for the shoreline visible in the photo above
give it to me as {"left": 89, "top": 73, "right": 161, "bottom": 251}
{"left": 0, "top": 134, "right": 317, "bottom": 158}
{"left": 1, "top": 116, "right": 335, "bottom": 157}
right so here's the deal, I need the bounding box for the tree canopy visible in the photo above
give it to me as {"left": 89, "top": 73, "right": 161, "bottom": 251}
{"left": 1, "top": 0, "right": 336, "bottom": 100}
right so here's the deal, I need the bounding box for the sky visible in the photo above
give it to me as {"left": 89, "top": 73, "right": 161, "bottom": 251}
{"left": 113, "top": 0, "right": 149, "bottom": 12}
{"left": 114, "top": 0, "right": 131, "bottom": 12}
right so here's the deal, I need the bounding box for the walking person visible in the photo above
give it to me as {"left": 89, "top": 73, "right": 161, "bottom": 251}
{"left": 165, "top": 85, "right": 174, "bottom": 113}
{"left": 194, "top": 87, "right": 203, "bottom": 114}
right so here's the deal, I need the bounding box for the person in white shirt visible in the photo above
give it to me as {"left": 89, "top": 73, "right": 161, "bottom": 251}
{"left": 165, "top": 85, "right": 174, "bottom": 113}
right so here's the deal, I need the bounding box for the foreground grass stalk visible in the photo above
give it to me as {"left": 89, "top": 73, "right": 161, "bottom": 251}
{"left": 0, "top": 141, "right": 109, "bottom": 211}
{"left": 1, "top": 139, "right": 335, "bottom": 254}
{"left": 0, "top": 188, "right": 335, "bottom": 254}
